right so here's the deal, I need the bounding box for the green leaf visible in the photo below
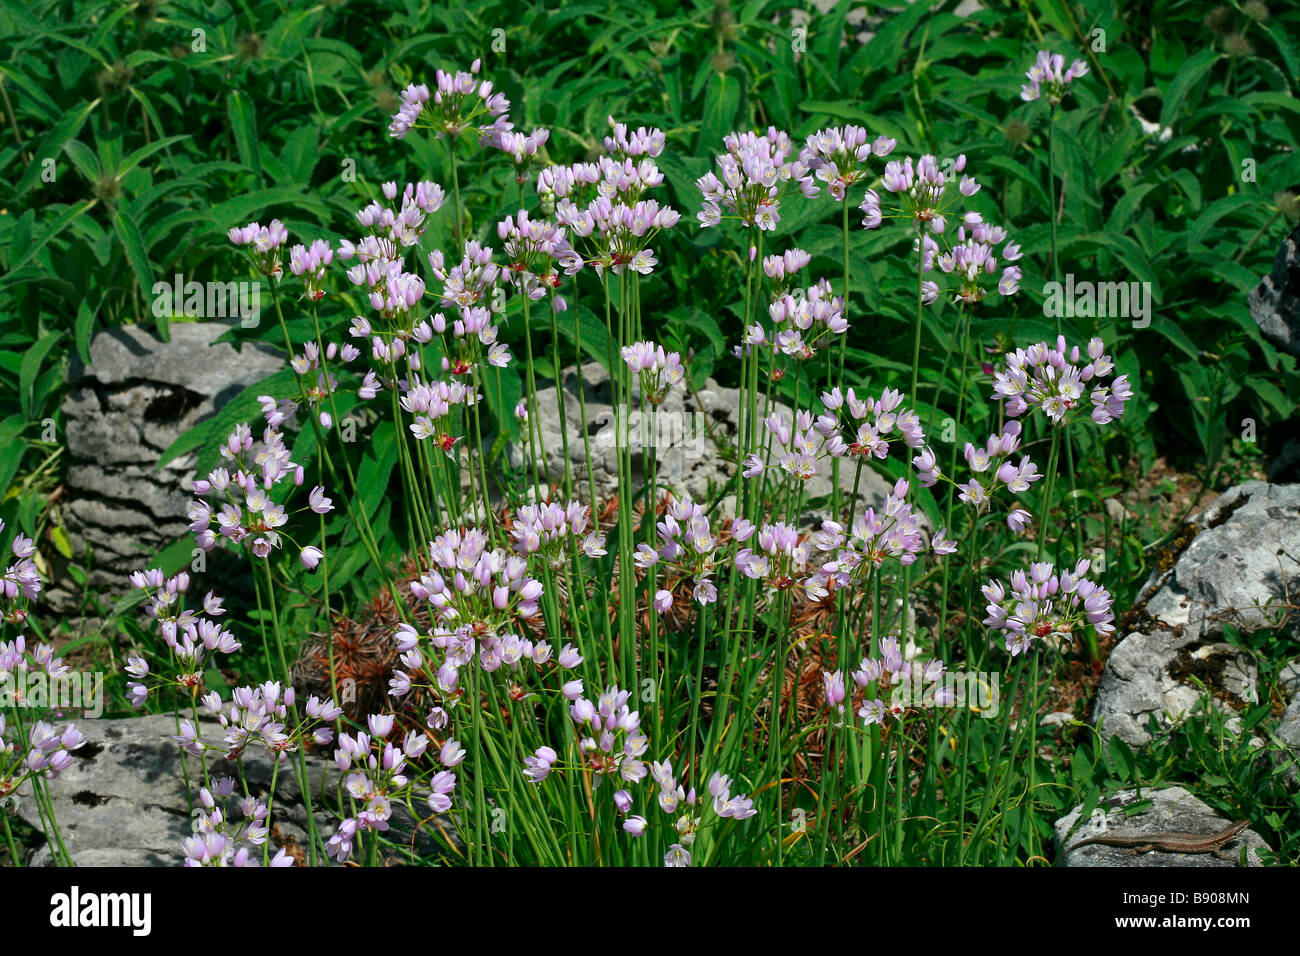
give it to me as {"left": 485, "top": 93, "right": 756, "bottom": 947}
{"left": 19, "top": 330, "right": 64, "bottom": 421}
{"left": 227, "top": 90, "right": 261, "bottom": 178}
{"left": 555, "top": 304, "right": 616, "bottom": 371}
{"left": 356, "top": 419, "right": 399, "bottom": 522}
{"left": 1159, "top": 49, "right": 1218, "bottom": 129}
{"left": 481, "top": 365, "right": 523, "bottom": 446}
{"left": 0, "top": 63, "right": 60, "bottom": 123}
{"left": 1187, "top": 194, "right": 1260, "bottom": 250}
{"left": 697, "top": 71, "right": 741, "bottom": 155}
{"left": 11, "top": 98, "right": 99, "bottom": 198}
{"left": 2, "top": 200, "right": 96, "bottom": 279}
{"left": 0, "top": 415, "right": 26, "bottom": 498}
{"left": 116, "top": 134, "right": 189, "bottom": 179}
{"left": 111, "top": 210, "right": 155, "bottom": 313}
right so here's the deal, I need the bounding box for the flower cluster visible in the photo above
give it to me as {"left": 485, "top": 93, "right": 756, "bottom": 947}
{"left": 430, "top": 240, "right": 500, "bottom": 310}
{"left": 799, "top": 125, "right": 896, "bottom": 201}
{"left": 1020, "top": 50, "right": 1089, "bottom": 105}
{"left": 636, "top": 762, "right": 756, "bottom": 865}
{"left": 391, "top": 618, "right": 580, "bottom": 699}
{"left": 188, "top": 420, "right": 330, "bottom": 569}
{"left": 0, "top": 715, "right": 87, "bottom": 798}
{"left": 911, "top": 421, "right": 1041, "bottom": 533}
{"left": 635, "top": 496, "right": 721, "bottom": 609}
{"left": 621, "top": 340, "right": 685, "bottom": 404}
{"left": 402, "top": 375, "right": 480, "bottom": 453}
{"left": 862, "top": 153, "right": 980, "bottom": 238}
{"left": 991, "top": 336, "right": 1132, "bottom": 425}
{"left": 288, "top": 239, "right": 334, "bottom": 301}
{"left": 732, "top": 520, "right": 812, "bottom": 599}
{"left": 697, "top": 128, "right": 817, "bottom": 231}
{"left": 746, "top": 277, "right": 847, "bottom": 366}
{"left": 0, "top": 519, "right": 40, "bottom": 628}
{"left": 982, "top": 560, "right": 1116, "bottom": 656}
{"left": 509, "top": 500, "right": 607, "bottom": 569}
{"left": 816, "top": 386, "right": 926, "bottom": 460}
{"left": 184, "top": 777, "right": 294, "bottom": 867}
{"left": 495, "top": 127, "right": 550, "bottom": 181}
{"left": 326, "top": 714, "right": 449, "bottom": 862}
{"left": 229, "top": 219, "right": 288, "bottom": 278}
{"left": 410, "top": 527, "right": 544, "bottom": 632}
{"left": 604, "top": 119, "right": 667, "bottom": 159}
{"left": 743, "top": 408, "right": 843, "bottom": 483}
{"left": 936, "top": 220, "right": 1023, "bottom": 303}
{"left": 349, "top": 181, "right": 446, "bottom": 251}
{"left": 806, "top": 479, "right": 941, "bottom": 597}
{"left": 388, "top": 59, "right": 511, "bottom": 144}
{"left": 0, "top": 634, "right": 69, "bottom": 706}
{"left": 545, "top": 126, "right": 679, "bottom": 275}
{"left": 281, "top": 338, "right": 362, "bottom": 429}
{"left": 570, "top": 685, "right": 647, "bottom": 781}
{"left": 498, "top": 209, "right": 572, "bottom": 299}
{"left": 125, "top": 572, "right": 239, "bottom": 702}
{"left": 824, "top": 638, "right": 956, "bottom": 726}
{"left": 426, "top": 306, "right": 512, "bottom": 374}
{"left": 176, "top": 682, "right": 340, "bottom": 761}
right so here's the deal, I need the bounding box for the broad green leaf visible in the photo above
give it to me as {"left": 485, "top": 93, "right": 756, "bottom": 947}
{"left": 227, "top": 90, "right": 262, "bottom": 178}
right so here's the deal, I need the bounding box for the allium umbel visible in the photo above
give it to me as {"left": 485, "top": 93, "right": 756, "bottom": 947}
{"left": 1020, "top": 50, "right": 1089, "bottom": 105}
{"left": 982, "top": 560, "right": 1115, "bottom": 656}
{"left": 992, "top": 336, "right": 1132, "bottom": 425}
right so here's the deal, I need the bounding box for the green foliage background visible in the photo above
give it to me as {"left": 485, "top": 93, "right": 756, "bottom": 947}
{"left": 2, "top": 0, "right": 1299, "bottom": 867}
{"left": 2, "top": 0, "right": 1298, "bottom": 598}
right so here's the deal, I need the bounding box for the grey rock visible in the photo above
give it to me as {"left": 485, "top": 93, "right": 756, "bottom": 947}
{"left": 16, "top": 713, "right": 446, "bottom": 867}
{"left": 16, "top": 714, "right": 321, "bottom": 866}
{"left": 508, "top": 362, "right": 898, "bottom": 524}
{"left": 1055, "top": 786, "right": 1266, "bottom": 867}
{"left": 1278, "top": 700, "right": 1300, "bottom": 786}
{"left": 1092, "top": 629, "right": 1257, "bottom": 746}
{"left": 1249, "top": 221, "right": 1300, "bottom": 358}
{"left": 49, "top": 322, "right": 282, "bottom": 611}
{"left": 1138, "top": 482, "right": 1300, "bottom": 638}
{"left": 1094, "top": 482, "right": 1298, "bottom": 745}
{"left": 1280, "top": 657, "right": 1300, "bottom": 698}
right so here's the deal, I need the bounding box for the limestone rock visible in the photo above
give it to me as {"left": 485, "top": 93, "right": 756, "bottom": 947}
{"left": 1249, "top": 221, "right": 1300, "bottom": 358}
{"left": 1055, "top": 786, "right": 1266, "bottom": 867}
{"left": 508, "top": 362, "right": 898, "bottom": 524}
{"left": 49, "top": 322, "right": 282, "bottom": 611}
{"left": 1093, "top": 482, "right": 1298, "bottom": 746}
{"left": 14, "top": 713, "right": 440, "bottom": 866}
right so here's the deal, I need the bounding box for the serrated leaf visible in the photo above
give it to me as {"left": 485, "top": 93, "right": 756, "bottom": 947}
{"left": 111, "top": 210, "right": 154, "bottom": 314}
{"left": 227, "top": 90, "right": 261, "bottom": 178}
{"left": 19, "top": 330, "right": 64, "bottom": 420}
{"left": 1159, "top": 49, "right": 1218, "bottom": 129}
{"left": 11, "top": 98, "right": 99, "bottom": 198}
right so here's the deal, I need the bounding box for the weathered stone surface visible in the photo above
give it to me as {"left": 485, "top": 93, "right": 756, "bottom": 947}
{"left": 1092, "top": 628, "right": 1257, "bottom": 747}
{"left": 16, "top": 713, "right": 448, "bottom": 866}
{"left": 1094, "top": 482, "right": 1299, "bottom": 746}
{"left": 509, "top": 362, "right": 898, "bottom": 524}
{"left": 1137, "top": 482, "right": 1300, "bottom": 638}
{"left": 16, "top": 714, "right": 322, "bottom": 866}
{"left": 1276, "top": 660, "right": 1300, "bottom": 788}
{"left": 1249, "top": 221, "right": 1300, "bottom": 358}
{"left": 1055, "top": 786, "right": 1266, "bottom": 867}
{"left": 49, "top": 322, "right": 282, "bottom": 611}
